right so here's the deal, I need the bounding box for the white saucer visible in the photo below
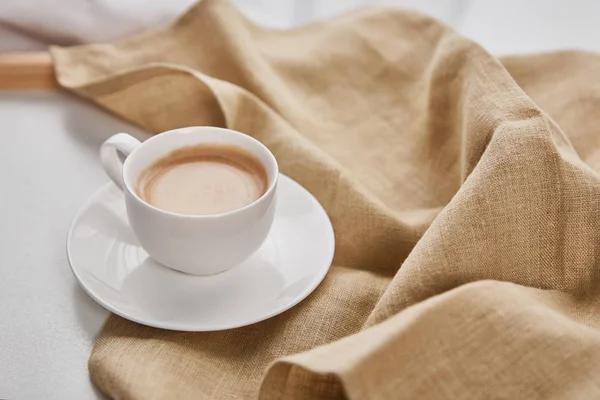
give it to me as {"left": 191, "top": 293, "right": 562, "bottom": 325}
{"left": 67, "top": 174, "right": 334, "bottom": 331}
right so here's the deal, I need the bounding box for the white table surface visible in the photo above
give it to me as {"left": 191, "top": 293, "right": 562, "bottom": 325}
{"left": 0, "top": 91, "right": 148, "bottom": 399}
{"left": 2, "top": 1, "right": 600, "bottom": 399}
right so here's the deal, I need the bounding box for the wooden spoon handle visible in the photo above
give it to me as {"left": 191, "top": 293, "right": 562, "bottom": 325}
{"left": 0, "top": 51, "right": 57, "bottom": 90}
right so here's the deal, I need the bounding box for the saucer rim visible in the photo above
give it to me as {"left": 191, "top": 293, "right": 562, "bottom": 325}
{"left": 66, "top": 174, "right": 335, "bottom": 331}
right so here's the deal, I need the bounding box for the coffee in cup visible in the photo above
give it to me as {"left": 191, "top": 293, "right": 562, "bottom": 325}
{"left": 135, "top": 144, "right": 268, "bottom": 216}
{"left": 99, "top": 127, "right": 278, "bottom": 275}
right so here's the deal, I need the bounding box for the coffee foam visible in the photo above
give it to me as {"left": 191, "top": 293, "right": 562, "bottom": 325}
{"left": 136, "top": 144, "right": 268, "bottom": 216}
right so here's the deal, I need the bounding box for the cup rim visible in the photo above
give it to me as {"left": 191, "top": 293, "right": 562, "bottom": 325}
{"left": 122, "top": 126, "right": 279, "bottom": 220}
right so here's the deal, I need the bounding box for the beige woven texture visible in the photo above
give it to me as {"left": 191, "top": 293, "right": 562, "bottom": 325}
{"left": 51, "top": 0, "right": 600, "bottom": 398}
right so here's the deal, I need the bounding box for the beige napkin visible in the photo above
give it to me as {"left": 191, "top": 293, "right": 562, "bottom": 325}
{"left": 51, "top": 0, "right": 600, "bottom": 398}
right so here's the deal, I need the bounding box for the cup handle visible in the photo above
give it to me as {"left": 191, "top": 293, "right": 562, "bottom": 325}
{"left": 99, "top": 133, "right": 142, "bottom": 191}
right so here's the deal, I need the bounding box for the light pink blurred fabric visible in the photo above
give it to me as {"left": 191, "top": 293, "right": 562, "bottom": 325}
{"left": 0, "top": 0, "right": 195, "bottom": 50}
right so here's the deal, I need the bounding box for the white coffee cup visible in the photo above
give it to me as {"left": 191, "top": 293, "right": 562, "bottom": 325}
{"left": 99, "top": 126, "right": 279, "bottom": 275}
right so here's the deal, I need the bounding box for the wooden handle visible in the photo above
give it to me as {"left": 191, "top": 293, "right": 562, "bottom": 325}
{"left": 0, "top": 51, "right": 58, "bottom": 90}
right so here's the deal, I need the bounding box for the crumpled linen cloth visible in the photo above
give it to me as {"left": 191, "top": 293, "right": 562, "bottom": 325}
{"left": 51, "top": 0, "right": 600, "bottom": 398}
